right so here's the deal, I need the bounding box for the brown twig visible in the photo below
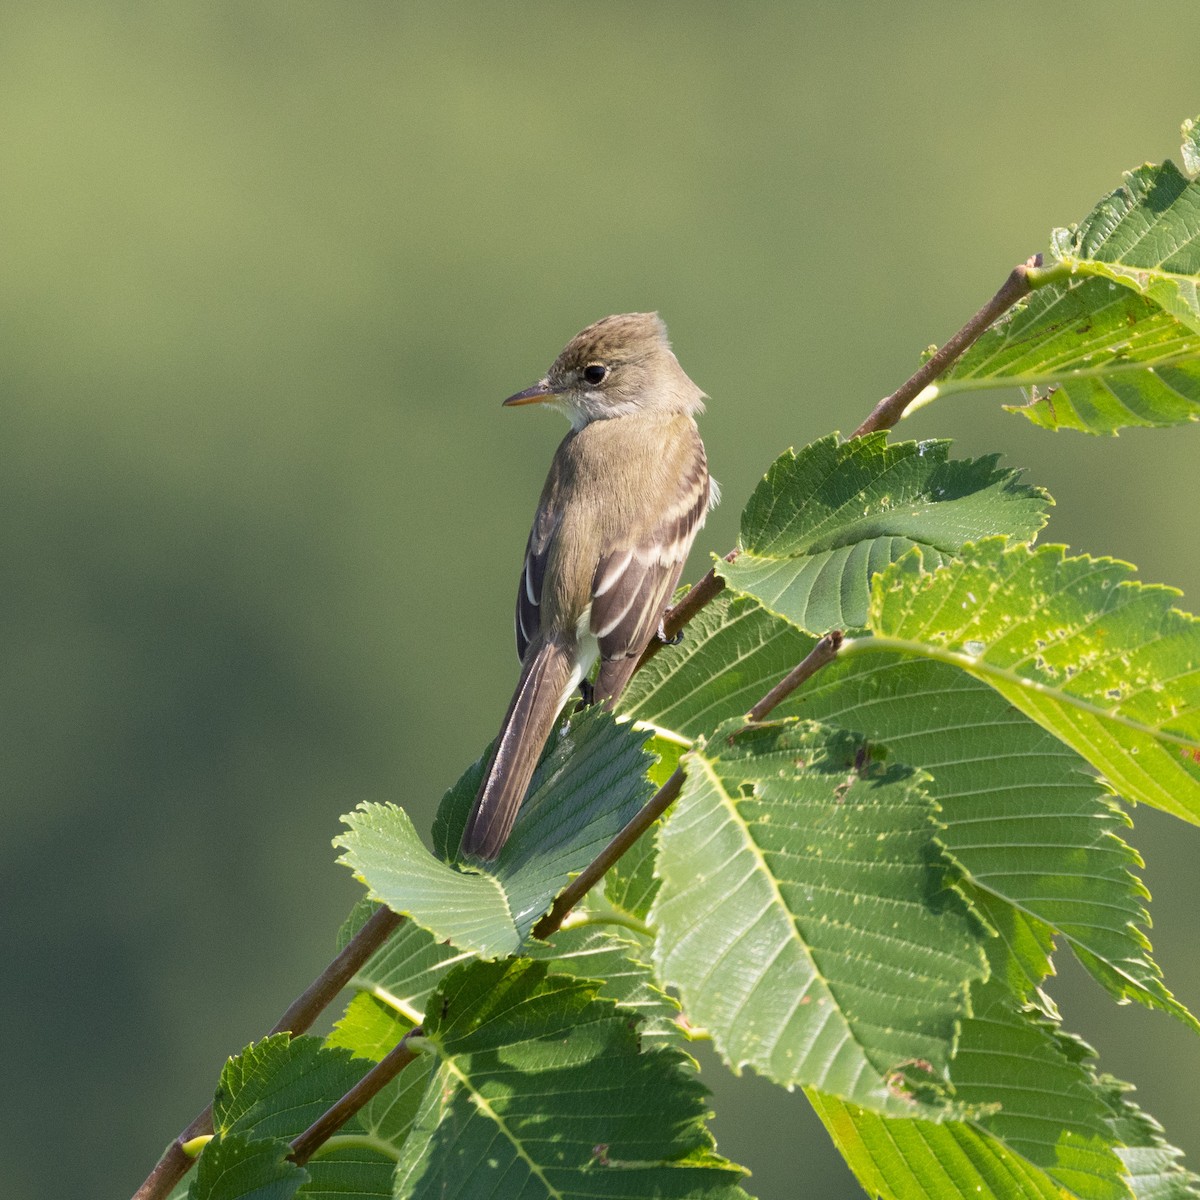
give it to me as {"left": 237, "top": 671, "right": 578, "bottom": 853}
{"left": 636, "top": 556, "right": 735, "bottom": 673}
{"left": 533, "top": 767, "right": 687, "bottom": 941}
{"left": 533, "top": 629, "right": 845, "bottom": 942}
{"left": 290, "top": 1028, "right": 423, "bottom": 1165}
{"left": 746, "top": 630, "right": 844, "bottom": 721}
{"left": 850, "top": 257, "right": 1039, "bottom": 438}
{"left": 133, "top": 905, "right": 403, "bottom": 1200}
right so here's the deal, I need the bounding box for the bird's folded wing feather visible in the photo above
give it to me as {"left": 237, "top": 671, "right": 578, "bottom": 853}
{"left": 590, "top": 439, "right": 709, "bottom": 703}
{"left": 515, "top": 500, "right": 557, "bottom": 662}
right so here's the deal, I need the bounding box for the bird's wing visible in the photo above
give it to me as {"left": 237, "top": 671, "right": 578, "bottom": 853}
{"left": 515, "top": 498, "right": 557, "bottom": 662}
{"left": 590, "top": 438, "right": 709, "bottom": 704}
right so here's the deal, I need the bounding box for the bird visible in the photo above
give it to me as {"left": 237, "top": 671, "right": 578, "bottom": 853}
{"left": 459, "top": 312, "right": 712, "bottom": 861}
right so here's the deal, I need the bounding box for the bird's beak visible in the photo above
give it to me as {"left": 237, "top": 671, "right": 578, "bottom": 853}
{"left": 503, "top": 378, "right": 560, "bottom": 406}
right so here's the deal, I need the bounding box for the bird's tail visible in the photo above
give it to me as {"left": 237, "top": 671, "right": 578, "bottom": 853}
{"left": 460, "top": 639, "right": 576, "bottom": 860}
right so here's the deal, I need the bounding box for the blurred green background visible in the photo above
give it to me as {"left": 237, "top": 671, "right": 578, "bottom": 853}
{"left": 3, "top": 4, "right": 1199, "bottom": 1196}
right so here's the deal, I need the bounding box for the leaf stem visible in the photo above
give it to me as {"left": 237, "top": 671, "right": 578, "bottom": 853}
{"left": 850, "top": 257, "right": 1041, "bottom": 438}
{"left": 559, "top": 910, "right": 656, "bottom": 939}
{"left": 1023, "top": 261, "right": 1072, "bottom": 289}
{"left": 131, "top": 904, "right": 403, "bottom": 1200}
{"left": 636, "top": 555, "right": 737, "bottom": 673}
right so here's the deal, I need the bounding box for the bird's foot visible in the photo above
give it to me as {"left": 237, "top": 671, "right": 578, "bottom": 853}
{"left": 657, "top": 619, "right": 684, "bottom": 646}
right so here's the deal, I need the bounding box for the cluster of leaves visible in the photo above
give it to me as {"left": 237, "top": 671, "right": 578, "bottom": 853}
{"left": 171, "top": 121, "right": 1200, "bottom": 1199}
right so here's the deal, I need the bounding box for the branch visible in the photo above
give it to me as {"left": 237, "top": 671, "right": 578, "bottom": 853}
{"left": 228, "top": 629, "right": 841, "bottom": 1166}
{"left": 850, "top": 256, "right": 1040, "bottom": 438}
{"left": 533, "top": 629, "right": 845, "bottom": 942}
{"left": 533, "top": 767, "right": 686, "bottom": 941}
{"left": 290, "top": 1028, "right": 423, "bottom": 1166}
{"left": 635, "top": 556, "right": 734, "bottom": 673}
{"left": 746, "top": 630, "right": 844, "bottom": 721}
{"left": 132, "top": 905, "right": 403, "bottom": 1200}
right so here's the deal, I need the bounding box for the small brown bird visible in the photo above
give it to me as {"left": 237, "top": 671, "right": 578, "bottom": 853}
{"left": 460, "top": 313, "right": 712, "bottom": 860}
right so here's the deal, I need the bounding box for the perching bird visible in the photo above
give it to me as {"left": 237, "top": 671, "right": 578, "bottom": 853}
{"left": 459, "top": 313, "right": 712, "bottom": 860}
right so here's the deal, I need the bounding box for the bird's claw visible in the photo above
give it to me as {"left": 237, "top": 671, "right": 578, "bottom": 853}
{"left": 657, "top": 620, "right": 684, "bottom": 646}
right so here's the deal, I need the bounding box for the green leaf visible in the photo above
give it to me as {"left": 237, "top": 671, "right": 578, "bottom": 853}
{"left": 651, "top": 719, "right": 986, "bottom": 1114}
{"left": 209, "top": 1033, "right": 416, "bottom": 1199}
{"left": 337, "top": 903, "right": 467, "bottom": 1027}
{"left": 720, "top": 435, "right": 1048, "bottom": 631}
{"left": 188, "top": 1134, "right": 306, "bottom": 1200}
{"left": 951, "top": 982, "right": 1131, "bottom": 1200}
{"left": 621, "top": 590, "right": 816, "bottom": 739}
{"left": 1183, "top": 115, "right": 1200, "bottom": 178}
{"left": 298, "top": 1145, "right": 397, "bottom": 1200}
{"left": 1050, "top": 159, "right": 1200, "bottom": 334}
{"left": 931, "top": 147, "right": 1200, "bottom": 433}
{"left": 857, "top": 539, "right": 1200, "bottom": 825}
{"left": 336, "top": 707, "right": 658, "bottom": 958}
{"left": 789, "top": 651, "right": 1194, "bottom": 1028}
{"left": 338, "top": 804, "right": 513, "bottom": 958}
{"left": 806, "top": 978, "right": 1139, "bottom": 1200}
{"left": 393, "top": 958, "right": 749, "bottom": 1199}
{"left": 528, "top": 924, "right": 683, "bottom": 1049}
{"left": 964, "top": 888, "right": 1058, "bottom": 1008}
{"left": 1122, "top": 1147, "right": 1200, "bottom": 1200}
{"left": 808, "top": 1093, "right": 1064, "bottom": 1200}
{"left": 938, "top": 277, "right": 1200, "bottom": 434}
{"left": 1101, "top": 1076, "right": 1200, "bottom": 1200}
{"left": 214, "top": 1036, "right": 369, "bottom": 1142}
{"left": 326, "top": 991, "right": 413, "bottom": 1062}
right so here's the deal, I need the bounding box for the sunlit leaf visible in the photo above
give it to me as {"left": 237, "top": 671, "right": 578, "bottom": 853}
{"left": 720, "top": 434, "right": 1048, "bottom": 630}
{"left": 651, "top": 719, "right": 986, "bottom": 1114}
{"left": 806, "top": 978, "right": 1137, "bottom": 1200}
{"left": 929, "top": 150, "right": 1200, "bottom": 432}
{"left": 393, "top": 959, "right": 749, "bottom": 1198}
{"left": 789, "top": 651, "right": 1195, "bottom": 1027}
{"left": 1102, "top": 1072, "right": 1200, "bottom": 1200}
{"left": 938, "top": 277, "right": 1200, "bottom": 433}
{"left": 336, "top": 708, "right": 658, "bottom": 957}
{"left": 1183, "top": 115, "right": 1200, "bottom": 177}
{"left": 858, "top": 539, "right": 1200, "bottom": 825}
{"left": 1050, "top": 160, "right": 1200, "bottom": 334}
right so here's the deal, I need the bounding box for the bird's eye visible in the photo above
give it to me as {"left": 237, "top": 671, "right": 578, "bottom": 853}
{"left": 582, "top": 363, "right": 607, "bottom": 385}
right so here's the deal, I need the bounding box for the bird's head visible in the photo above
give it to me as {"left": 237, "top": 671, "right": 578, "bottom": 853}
{"left": 503, "top": 312, "right": 705, "bottom": 427}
